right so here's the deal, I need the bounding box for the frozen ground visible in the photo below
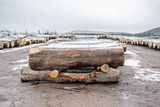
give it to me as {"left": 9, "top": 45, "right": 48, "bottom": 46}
{"left": 0, "top": 39, "right": 160, "bottom": 107}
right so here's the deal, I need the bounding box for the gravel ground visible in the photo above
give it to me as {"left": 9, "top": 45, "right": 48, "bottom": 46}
{"left": 0, "top": 40, "right": 160, "bottom": 107}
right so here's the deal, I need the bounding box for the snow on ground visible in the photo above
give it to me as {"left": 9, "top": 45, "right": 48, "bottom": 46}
{"left": 134, "top": 68, "right": 160, "bottom": 82}
{"left": 12, "top": 58, "right": 28, "bottom": 64}
{"left": 125, "top": 50, "right": 139, "bottom": 57}
{"left": 124, "top": 59, "right": 140, "bottom": 67}
{"left": 12, "top": 56, "right": 29, "bottom": 71}
{"left": 125, "top": 50, "right": 160, "bottom": 82}
{"left": 12, "top": 63, "right": 29, "bottom": 71}
{"left": 42, "top": 39, "right": 122, "bottom": 49}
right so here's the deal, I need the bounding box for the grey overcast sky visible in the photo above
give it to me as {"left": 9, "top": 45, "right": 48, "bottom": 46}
{"left": 0, "top": 0, "right": 160, "bottom": 33}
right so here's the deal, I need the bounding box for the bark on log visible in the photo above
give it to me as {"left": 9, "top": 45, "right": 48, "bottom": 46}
{"left": 21, "top": 67, "right": 120, "bottom": 83}
{"left": 119, "top": 43, "right": 127, "bottom": 52}
{"left": 29, "top": 48, "right": 124, "bottom": 71}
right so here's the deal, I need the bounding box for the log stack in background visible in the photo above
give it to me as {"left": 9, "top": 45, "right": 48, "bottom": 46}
{"left": 98, "top": 35, "right": 160, "bottom": 50}
{"left": 0, "top": 34, "right": 78, "bottom": 50}
{"left": 0, "top": 34, "right": 59, "bottom": 50}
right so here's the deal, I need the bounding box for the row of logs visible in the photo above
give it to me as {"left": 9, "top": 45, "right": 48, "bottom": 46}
{"left": 97, "top": 36, "right": 127, "bottom": 52}
{"left": 98, "top": 35, "right": 160, "bottom": 50}
{"left": 0, "top": 37, "right": 51, "bottom": 50}
{"left": 58, "top": 35, "right": 76, "bottom": 40}
{"left": 119, "top": 37, "right": 160, "bottom": 50}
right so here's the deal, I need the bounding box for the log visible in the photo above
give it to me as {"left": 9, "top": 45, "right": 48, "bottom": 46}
{"left": 157, "top": 44, "right": 160, "bottom": 50}
{"left": 0, "top": 41, "right": 4, "bottom": 49}
{"left": 101, "top": 64, "right": 110, "bottom": 72}
{"left": 23, "top": 39, "right": 27, "bottom": 46}
{"left": 50, "top": 70, "right": 59, "bottom": 78}
{"left": 3, "top": 42, "right": 10, "bottom": 48}
{"left": 119, "top": 43, "right": 127, "bottom": 52}
{"left": 148, "top": 41, "right": 153, "bottom": 48}
{"left": 29, "top": 48, "right": 124, "bottom": 71}
{"left": 21, "top": 67, "right": 120, "bottom": 83}
{"left": 10, "top": 40, "right": 15, "bottom": 47}
{"left": 153, "top": 43, "right": 158, "bottom": 49}
{"left": 17, "top": 38, "right": 23, "bottom": 46}
{"left": 26, "top": 40, "right": 32, "bottom": 45}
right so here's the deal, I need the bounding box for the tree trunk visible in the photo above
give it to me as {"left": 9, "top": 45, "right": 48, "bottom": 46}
{"left": 21, "top": 67, "right": 120, "bottom": 83}
{"left": 29, "top": 48, "right": 124, "bottom": 71}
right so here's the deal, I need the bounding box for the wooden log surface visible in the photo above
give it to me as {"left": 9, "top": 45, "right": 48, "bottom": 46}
{"left": 10, "top": 40, "right": 15, "bottom": 47}
{"left": 21, "top": 67, "right": 120, "bottom": 83}
{"left": 101, "top": 64, "right": 110, "bottom": 72}
{"left": 29, "top": 47, "right": 124, "bottom": 71}
{"left": 16, "top": 38, "right": 23, "bottom": 46}
{"left": 0, "top": 41, "right": 4, "bottom": 49}
{"left": 3, "top": 42, "right": 10, "bottom": 48}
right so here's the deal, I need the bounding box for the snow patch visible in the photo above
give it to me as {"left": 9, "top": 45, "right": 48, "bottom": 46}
{"left": 12, "top": 63, "right": 29, "bottom": 71}
{"left": 12, "top": 59, "right": 28, "bottom": 64}
{"left": 134, "top": 68, "right": 160, "bottom": 82}
{"left": 125, "top": 50, "right": 138, "bottom": 57}
{"left": 124, "top": 59, "right": 140, "bottom": 67}
{"left": 42, "top": 39, "right": 122, "bottom": 49}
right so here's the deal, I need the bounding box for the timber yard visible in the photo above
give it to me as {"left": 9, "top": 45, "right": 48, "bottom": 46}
{"left": 0, "top": 33, "right": 160, "bottom": 107}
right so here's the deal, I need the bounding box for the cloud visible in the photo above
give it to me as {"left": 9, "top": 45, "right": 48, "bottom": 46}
{"left": 0, "top": 0, "right": 160, "bottom": 33}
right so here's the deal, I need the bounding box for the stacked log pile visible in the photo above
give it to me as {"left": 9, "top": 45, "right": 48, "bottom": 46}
{"left": 59, "top": 35, "right": 76, "bottom": 40}
{"left": 98, "top": 35, "right": 160, "bottom": 50}
{"left": 21, "top": 39, "right": 125, "bottom": 83}
{"left": 0, "top": 34, "right": 57, "bottom": 50}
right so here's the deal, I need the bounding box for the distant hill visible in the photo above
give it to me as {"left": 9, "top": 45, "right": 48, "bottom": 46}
{"left": 65, "top": 30, "right": 127, "bottom": 35}
{"left": 143, "top": 27, "right": 160, "bottom": 35}
{"left": 65, "top": 27, "right": 160, "bottom": 36}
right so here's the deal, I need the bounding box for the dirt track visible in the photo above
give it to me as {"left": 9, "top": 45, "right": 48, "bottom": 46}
{"left": 0, "top": 40, "right": 160, "bottom": 107}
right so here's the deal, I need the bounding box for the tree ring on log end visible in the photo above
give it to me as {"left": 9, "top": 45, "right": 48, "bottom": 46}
{"left": 101, "top": 64, "right": 110, "bottom": 73}
{"left": 50, "top": 70, "right": 59, "bottom": 78}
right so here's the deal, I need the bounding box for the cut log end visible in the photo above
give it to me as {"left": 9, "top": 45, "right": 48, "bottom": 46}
{"left": 97, "top": 66, "right": 101, "bottom": 71}
{"left": 101, "top": 64, "right": 110, "bottom": 73}
{"left": 50, "top": 70, "right": 59, "bottom": 78}
{"left": 0, "top": 42, "right": 4, "bottom": 49}
{"left": 11, "top": 40, "right": 15, "bottom": 47}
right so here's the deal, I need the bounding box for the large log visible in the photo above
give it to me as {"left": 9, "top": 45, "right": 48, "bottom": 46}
{"left": 29, "top": 47, "right": 124, "bottom": 71}
{"left": 21, "top": 67, "right": 120, "bottom": 83}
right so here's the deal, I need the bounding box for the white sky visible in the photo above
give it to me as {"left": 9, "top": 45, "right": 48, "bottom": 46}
{"left": 0, "top": 0, "right": 160, "bottom": 33}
